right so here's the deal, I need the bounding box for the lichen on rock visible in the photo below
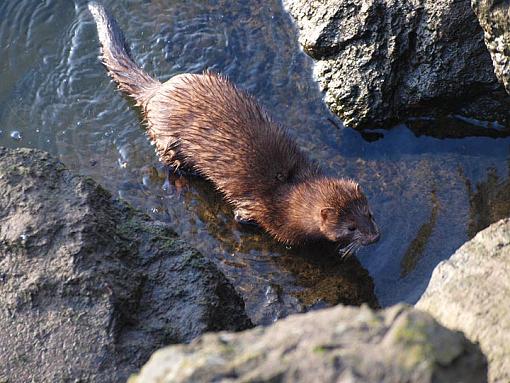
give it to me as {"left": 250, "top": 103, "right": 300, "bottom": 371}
{"left": 130, "top": 304, "right": 487, "bottom": 383}
{"left": 417, "top": 218, "right": 510, "bottom": 383}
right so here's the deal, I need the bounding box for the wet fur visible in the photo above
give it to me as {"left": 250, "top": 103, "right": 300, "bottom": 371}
{"left": 88, "top": 2, "right": 379, "bottom": 246}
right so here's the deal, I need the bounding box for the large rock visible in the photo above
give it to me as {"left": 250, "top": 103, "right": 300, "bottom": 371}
{"left": 129, "top": 304, "right": 487, "bottom": 383}
{"left": 284, "top": 0, "right": 510, "bottom": 129}
{"left": 472, "top": 0, "right": 510, "bottom": 95}
{"left": 417, "top": 218, "right": 510, "bottom": 383}
{"left": 0, "top": 147, "right": 251, "bottom": 383}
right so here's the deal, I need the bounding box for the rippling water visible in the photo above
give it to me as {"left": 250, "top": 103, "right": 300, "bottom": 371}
{"left": 1, "top": 0, "right": 509, "bottom": 324}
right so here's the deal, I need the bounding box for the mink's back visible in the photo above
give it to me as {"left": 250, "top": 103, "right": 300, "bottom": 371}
{"left": 144, "top": 72, "right": 321, "bottom": 209}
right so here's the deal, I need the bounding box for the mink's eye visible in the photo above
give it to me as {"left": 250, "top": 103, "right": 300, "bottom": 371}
{"left": 347, "top": 224, "right": 356, "bottom": 232}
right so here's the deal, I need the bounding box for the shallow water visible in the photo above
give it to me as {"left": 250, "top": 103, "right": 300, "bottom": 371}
{"left": 1, "top": 0, "right": 509, "bottom": 324}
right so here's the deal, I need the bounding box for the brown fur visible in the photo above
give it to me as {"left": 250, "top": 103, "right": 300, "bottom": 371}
{"left": 89, "top": 2, "right": 380, "bottom": 248}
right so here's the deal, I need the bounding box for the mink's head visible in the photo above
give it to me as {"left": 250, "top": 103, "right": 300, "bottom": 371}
{"left": 317, "top": 179, "right": 380, "bottom": 254}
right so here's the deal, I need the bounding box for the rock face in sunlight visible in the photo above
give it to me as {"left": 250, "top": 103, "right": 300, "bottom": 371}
{"left": 130, "top": 304, "right": 486, "bottom": 383}
{"left": 0, "top": 147, "right": 251, "bottom": 383}
{"left": 472, "top": 0, "right": 510, "bottom": 95}
{"left": 417, "top": 218, "right": 510, "bottom": 383}
{"left": 283, "top": 0, "right": 510, "bottom": 129}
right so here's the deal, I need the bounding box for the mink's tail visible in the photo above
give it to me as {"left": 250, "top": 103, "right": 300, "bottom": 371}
{"left": 88, "top": 2, "right": 160, "bottom": 106}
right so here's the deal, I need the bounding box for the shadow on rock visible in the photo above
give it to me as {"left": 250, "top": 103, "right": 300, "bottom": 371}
{"left": 275, "top": 241, "right": 379, "bottom": 310}
{"left": 406, "top": 115, "right": 510, "bottom": 139}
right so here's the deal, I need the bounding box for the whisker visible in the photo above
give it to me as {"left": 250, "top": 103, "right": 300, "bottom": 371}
{"left": 341, "top": 248, "right": 354, "bottom": 259}
{"left": 338, "top": 238, "right": 365, "bottom": 259}
{"left": 338, "top": 242, "right": 350, "bottom": 252}
{"left": 339, "top": 241, "right": 355, "bottom": 259}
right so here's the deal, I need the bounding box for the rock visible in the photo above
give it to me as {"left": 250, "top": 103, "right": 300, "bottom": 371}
{"left": 0, "top": 147, "right": 251, "bottom": 383}
{"left": 284, "top": 0, "right": 510, "bottom": 130}
{"left": 130, "top": 304, "right": 487, "bottom": 383}
{"left": 472, "top": 0, "right": 510, "bottom": 95}
{"left": 465, "top": 168, "right": 510, "bottom": 237}
{"left": 417, "top": 218, "right": 510, "bottom": 383}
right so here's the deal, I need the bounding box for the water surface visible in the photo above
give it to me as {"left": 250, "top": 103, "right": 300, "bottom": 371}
{"left": 1, "top": 0, "right": 509, "bottom": 324}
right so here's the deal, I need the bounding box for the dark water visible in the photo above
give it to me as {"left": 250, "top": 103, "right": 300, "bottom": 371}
{"left": 1, "top": 0, "right": 509, "bottom": 324}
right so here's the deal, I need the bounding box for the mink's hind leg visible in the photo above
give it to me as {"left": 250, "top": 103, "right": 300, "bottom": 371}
{"left": 162, "top": 146, "right": 192, "bottom": 176}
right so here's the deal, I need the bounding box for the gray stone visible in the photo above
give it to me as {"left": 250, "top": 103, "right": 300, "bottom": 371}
{"left": 472, "top": 0, "right": 510, "bottom": 95}
{"left": 0, "top": 147, "right": 252, "bottom": 383}
{"left": 284, "top": 0, "right": 510, "bottom": 129}
{"left": 130, "top": 304, "right": 487, "bottom": 383}
{"left": 417, "top": 218, "right": 510, "bottom": 383}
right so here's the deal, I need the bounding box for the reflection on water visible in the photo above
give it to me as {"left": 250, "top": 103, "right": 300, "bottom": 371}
{"left": 400, "top": 190, "right": 440, "bottom": 277}
{"left": 1, "top": 0, "right": 509, "bottom": 323}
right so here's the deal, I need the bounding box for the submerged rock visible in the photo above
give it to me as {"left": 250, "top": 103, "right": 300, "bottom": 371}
{"left": 130, "top": 304, "right": 487, "bottom": 383}
{"left": 465, "top": 168, "right": 510, "bottom": 238}
{"left": 284, "top": 0, "right": 510, "bottom": 129}
{"left": 417, "top": 218, "right": 510, "bottom": 383}
{"left": 472, "top": 0, "right": 510, "bottom": 95}
{"left": 0, "top": 147, "right": 251, "bottom": 383}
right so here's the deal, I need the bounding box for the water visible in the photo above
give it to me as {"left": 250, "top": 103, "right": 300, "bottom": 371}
{"left": 1, "top": 0, "right": 509, "bottom": 324}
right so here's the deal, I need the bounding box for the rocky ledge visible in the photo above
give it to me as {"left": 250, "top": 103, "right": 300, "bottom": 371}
{"left": 417, "top": 218, "right": 510, "bottom": 383}
{"left": 130, "top": 304, "right": 486, "bottom": 383}
{"left": 284, "top": 0, "right": 510, "bottom": 130}
{"left": 0, "top": 147, "right": 252, "bottom": 383}
{"left": 472, "top": 0, "right": 510, "bottom": 95}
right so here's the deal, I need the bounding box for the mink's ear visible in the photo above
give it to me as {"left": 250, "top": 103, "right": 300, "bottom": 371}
{"left": 320, "top": 207, "right": 335, "bottom": 223}
{"left": 356, "top": 183, "right": 362, "bottom": 194}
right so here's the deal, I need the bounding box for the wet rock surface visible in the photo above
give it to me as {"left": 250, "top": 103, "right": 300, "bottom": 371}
{"left": 472, "top": 0, "right": 510, "bottom": 95}
{"left": 0, "top": 147, "right": 251, "bottom": 383}
{"left": 465, "top": 167, "right": 510, "bottom": 237}
{"left": 417, "top": 218, "right": 510, "bottom": 383}
{"left": 130, "top": 303, "right": 486, "bottom": 383}
{"left": 284, "top": 0, "right": 510, "bottom": 130}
